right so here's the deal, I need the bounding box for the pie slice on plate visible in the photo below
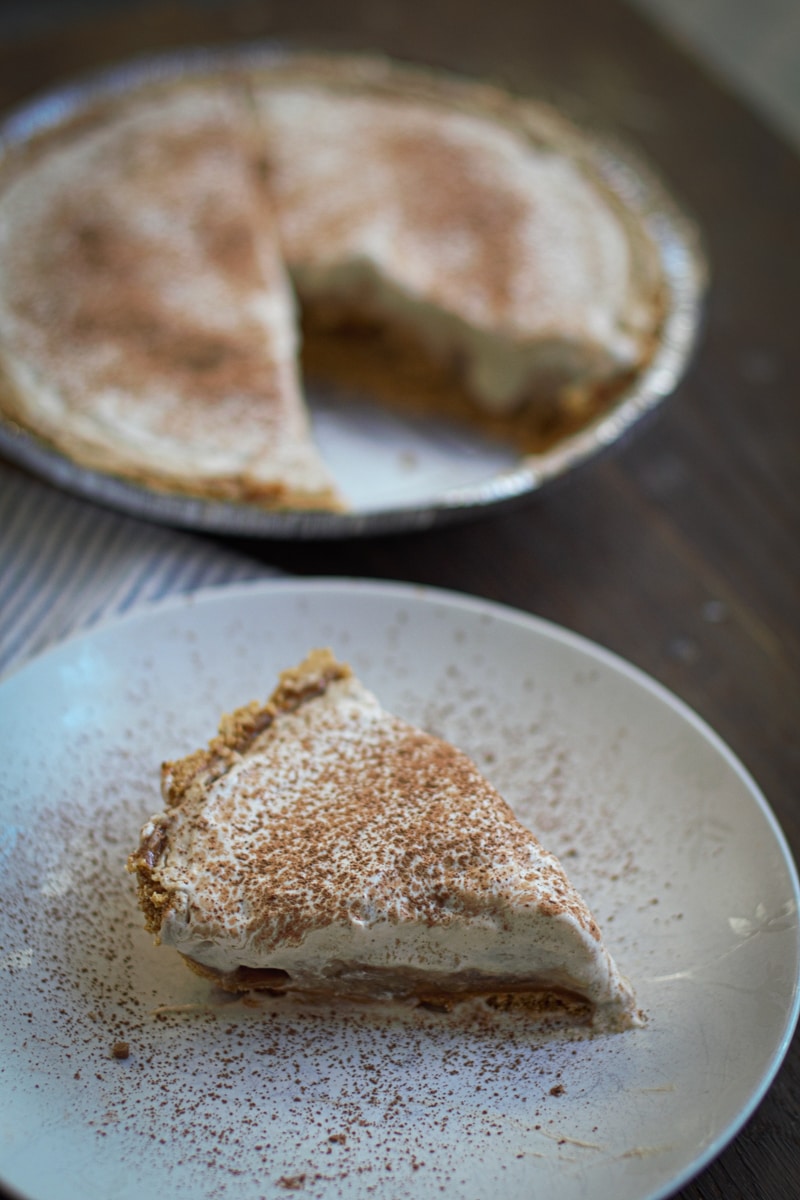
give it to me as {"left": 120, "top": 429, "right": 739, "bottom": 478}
{"left": 0, "top": 82, "right": 342, "bottom": 509}
{"left": 128, "top": 649, "right": 639, "bottom": 1030}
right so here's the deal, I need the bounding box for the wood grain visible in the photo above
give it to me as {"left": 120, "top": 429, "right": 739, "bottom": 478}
{"left": 1, "top": 3, "right": 798, "bottom": 1198}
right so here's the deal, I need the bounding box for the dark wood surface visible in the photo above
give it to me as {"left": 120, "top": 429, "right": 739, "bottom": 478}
{"left": 2, "top": 2, "right": 798, "bottom": 1197}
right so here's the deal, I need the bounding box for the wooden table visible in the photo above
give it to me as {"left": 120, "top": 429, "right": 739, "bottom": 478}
{"left": 2, "top": 2, "right": 798, "bottom": 1197}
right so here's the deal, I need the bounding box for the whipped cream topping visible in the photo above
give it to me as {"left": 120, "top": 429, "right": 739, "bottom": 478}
{"left": 254, "top": 81, "right": 662, "bottom": 411}
{"left": 132, "top": 652, "right": 637, "bottom": 1026}
{"left": 0, "top": 84, "right": 341, "bottom": 507}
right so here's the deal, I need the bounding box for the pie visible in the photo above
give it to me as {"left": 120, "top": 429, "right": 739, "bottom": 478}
{"left": 0, "top": 54, "right": 666, "bottom": 510}
{"left": 128, "top": 649, "right": 639, "bottom": 1029}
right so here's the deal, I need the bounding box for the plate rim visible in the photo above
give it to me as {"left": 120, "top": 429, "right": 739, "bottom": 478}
{"left": 1, "top": 575, "right": 797, "bottom": 1200}
{"left": 0, "top": 42, "right": 707, "bottom": 539}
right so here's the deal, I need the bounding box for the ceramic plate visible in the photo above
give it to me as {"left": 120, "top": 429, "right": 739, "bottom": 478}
{"left": 1, "top": 579, "right": 797, "bottom": 1200}
{"left": 0, "top": 46, "right": 706, "bottom": 538}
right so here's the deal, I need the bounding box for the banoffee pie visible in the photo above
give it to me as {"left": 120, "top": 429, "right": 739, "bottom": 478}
{"left": 128, "top": 650, "right": 639, "bottom": 1030}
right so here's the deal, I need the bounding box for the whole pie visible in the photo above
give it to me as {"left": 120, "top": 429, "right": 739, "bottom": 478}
{"left": 0, "top": 54, "right": 665, "bottom": 509}
{"left": 128, "top": 649, "right": 639, "bottom": 1030}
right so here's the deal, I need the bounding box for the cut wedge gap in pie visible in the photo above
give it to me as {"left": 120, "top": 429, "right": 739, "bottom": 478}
{"left": 128, "top": 649, "right": 640, "bottom": 1031}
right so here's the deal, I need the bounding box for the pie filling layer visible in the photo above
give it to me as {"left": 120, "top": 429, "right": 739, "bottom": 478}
{"left": 178, "top": 956, "right": 596, "bottom": 1020}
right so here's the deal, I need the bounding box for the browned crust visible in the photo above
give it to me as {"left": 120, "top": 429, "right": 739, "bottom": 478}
{"left": 126, "top": 649, "right": 352, "bottom": 933}
{"left": 160, "top": 648, "right": 352, "bottom": 806}
{"left": 131, "top": 850, "right": 172, "bottom": 935}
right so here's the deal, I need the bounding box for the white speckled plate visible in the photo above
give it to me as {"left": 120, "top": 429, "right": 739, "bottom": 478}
{"left": 0, "top": 46, "right": 706, "bottom": 539}
{"left": 1, "top": 579, "right": 797, "bottom": 1200}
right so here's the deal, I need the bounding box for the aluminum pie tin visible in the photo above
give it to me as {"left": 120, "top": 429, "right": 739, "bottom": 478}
{"left": 0, "top": 44, "right": 707, "bottom": 539}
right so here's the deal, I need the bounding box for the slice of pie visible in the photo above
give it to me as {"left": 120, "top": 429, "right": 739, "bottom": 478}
{"left": 251, "top": 55, "right": 664, "bottom": 425}
{"left": 0, "top": 82, "right": 342, "bottom": 509}
{"left": 128, "top": 649, "right": 638, "bottom": 1030}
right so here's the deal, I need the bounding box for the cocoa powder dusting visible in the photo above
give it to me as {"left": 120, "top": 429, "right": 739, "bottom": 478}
{"left": 384, "top": 127, "right": 528, "bottom": 318}
{"left": 0, "top": 81, "right": 345, "bottom": 509}
{"left": 7, "top": 105, "right": 283, "bottom": 411}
